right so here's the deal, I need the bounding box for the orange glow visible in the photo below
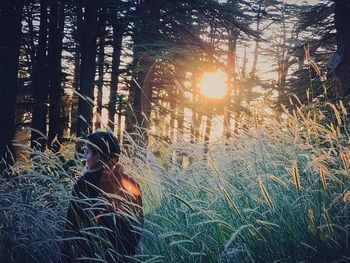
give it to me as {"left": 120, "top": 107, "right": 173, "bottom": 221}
{"left": 199, "top": 70, "right": 227, "bottom": 98}
{"left": 121, "top": 178, "right": 141, "bottom": 197}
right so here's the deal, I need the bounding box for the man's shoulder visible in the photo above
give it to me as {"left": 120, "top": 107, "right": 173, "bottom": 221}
{"left": 73, "top": 169, "right": 102, "bottom": 197}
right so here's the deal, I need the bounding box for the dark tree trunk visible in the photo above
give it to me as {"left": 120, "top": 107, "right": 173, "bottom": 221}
{"left": 250, "top": 2, "right": 261, "bottom": 81}
{"left": 76, "top": 3, "right": 98, "bottom": 137}
{"left": 48, "top": 0, "right": 65, "bottom": 151}
{"left": 190, "top": 106, "right": 197, "bottom": 144}
{"left": 0, "top": 0, "right": 24, "bottom": 173}
{"left": 190, "top": 71, "right": 200, "bottom": 143}
{"left": 195, "top": 113, "right": 202, "bottom": 142}
{"left": 24, "top": 2, "right": 36, "bottom": 75}
{"left": 127, "top": 46, "right": 144, "bottom": 139}
{"left": 139, "top": 3, "right": 161, "bottom": 144}
{"left": 124, "top": 1, "right": 148, "bottom": 137}
{"left": 108, "top": 23, "right": 124, "bottom": 132}
{"left": 247, "top": 4, "right": 262, "bottom": 105}
{"left": 224, "top": 30, "right": 238, "bottom": 139}
{"left": 169, "top": 87, "right": 176, "bottom": 143}
{"left": 126, "top": 0, "right": 161, "bottom": 145}
{"left": 95, "top": 17, "right": 105, "bottom": 130}
{"left": 204, "top": 115, "right": 212, "bottom": 153}
{"left": 70, "top": 5, "right": 82, "bottom": 137}
{"left": 174, "top": 64, "right": 185, "bottom": 141}
{"left": 117, "top": 102, "right": 123, "bottom": 141}
{"left": 234, "top": 44, "right": 246, "bottom": 134}
{"left": 177, "top": 92, "right": 184, "bottom": 140}
{"left": 334, "top": 0, "right": 350, "bottom": 96}
{"left": 31, "top": 0, "right": 49, "bottom": 150}
{"left": 125, "top": 57, "right": 141, "bottom": 136}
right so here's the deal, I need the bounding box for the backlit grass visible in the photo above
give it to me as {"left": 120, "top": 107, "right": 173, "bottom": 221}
{"left": 1, "top": 101, "right": 350, "bottom": 262}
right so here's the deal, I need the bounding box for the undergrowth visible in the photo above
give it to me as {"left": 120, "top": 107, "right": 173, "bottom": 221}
{"left": 1, "top": 101, "right": 350, "bottom": 262}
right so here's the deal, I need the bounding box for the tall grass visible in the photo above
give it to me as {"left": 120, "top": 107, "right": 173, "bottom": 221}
{"left": 1, "top": 101, "right": 350, "bottom": 262}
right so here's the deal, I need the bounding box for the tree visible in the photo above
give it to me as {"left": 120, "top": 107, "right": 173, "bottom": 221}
{"left": 30, "top": 0, "right": 49, "bottom": 150}
{"left": 69, "top": 5, "right": 83, "bottom": 137}
{"left": 108, "top": 18, "right": 126, "bottom": 132}
{"left": 0, "top": 0, "right": 24, "bottom": 173}
{"left": 280, "top": 0, "right": 335, "bottom": 104}
{"left": 95, "top": 15, "right": 105, "bottom": 130}
{"left": 76, "top": 2, "right": 98, "bottom": 137}
{"left": 334, "top": 0, "right": 350, "bottom": 96}
{"left": 224, "top": 28, "right": 239, "bottom": 139}
{"left": 126, "top": 0, "right": 163, "bottom": 145}
{"left": 47, "top": 0, "right": 65, "bottom": 150}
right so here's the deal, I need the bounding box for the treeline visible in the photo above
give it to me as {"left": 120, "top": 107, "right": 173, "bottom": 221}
{"left": 1, "top": 0, "right": 350, "bottom": 174}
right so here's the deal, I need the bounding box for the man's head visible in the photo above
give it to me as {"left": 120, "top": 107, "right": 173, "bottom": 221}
{"left": 84, "top": 131, "right": 121, "bottom": 169}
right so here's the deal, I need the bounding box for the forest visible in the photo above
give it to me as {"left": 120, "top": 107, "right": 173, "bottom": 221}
{"left": 1, "top": 0, "right": 350, "bottom": 262}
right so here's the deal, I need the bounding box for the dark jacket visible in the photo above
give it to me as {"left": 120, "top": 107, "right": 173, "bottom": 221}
{"left": 60, "top": 165, "right": 143, "bottom": 263}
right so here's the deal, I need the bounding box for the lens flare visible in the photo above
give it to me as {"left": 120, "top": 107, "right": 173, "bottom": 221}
{"left": 199, "top": 70, "right": 227, "bottom": 98}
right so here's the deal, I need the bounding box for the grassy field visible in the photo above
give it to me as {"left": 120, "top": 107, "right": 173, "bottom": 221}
{"left": 1, "top": 101, "right": 350, "bottom": 262}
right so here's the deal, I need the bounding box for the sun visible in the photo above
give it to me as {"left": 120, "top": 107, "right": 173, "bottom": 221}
{"left": 199, "top": 70, "right": 227, "bottom": 98}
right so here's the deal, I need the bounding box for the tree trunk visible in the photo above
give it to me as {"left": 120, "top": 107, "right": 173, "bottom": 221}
{"left": 76, "top": 3, "right": 98, "bottom": 137}
{"left": 277, "top": 10, "right": 290, "bottom": 106}
{"left": 173, "top": 64, "right": 185, "bottom": 142}
{"left": 48, "top": 0, "right": 65, "bottom": 151}
{"left": 127, "top": 0, "right": 161, "bottom": 145}
{"left": 334, "top": 0, "right": 350, "bottom": 96}
{"left": 117, "top": 102, "right": 123, "bottom": 141}
{"left": 195, "top": 113, "right": 202, "bottom": 142}
{"left": 247, "top": 3, "right": 262, "bottom": 105}
{"left": 108, "top": 23, "right": 124, "bottom": 132}
{"left": 224, "top": 30, "right": 238, "bottom": 139}
{"left": 250, "top": 2, "right": 261, "bottom": 81}
{"left": 177, "top": 92, "right": 184, "bottom": 141}
{"left": 125, "top": 5, "right": 143, "bottom": 138}
{"left": 234, "top": 39, "right": 244, "bottom": 134}
{"left": 31, "top": 0, "right": 48, "bottom": 150}
{"left": 0, "top": 0, "right": 23, "bottom": 173}
{"left": 95, "top": 17, "right": 105, "bottom": 130}
{"left": 204, "top": 115, "right": 212, "bottom": 153}
{"left": 70, "top": 5, "right": 82, "bottom": 137}
{"left": 169, "top": 87, "right": 176, "bottom": 143}
{"left": 190, "top": 70, "right": 201, "bottom": 143}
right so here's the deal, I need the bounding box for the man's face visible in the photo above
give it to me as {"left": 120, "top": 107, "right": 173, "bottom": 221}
{"left": 84, "top": 144, "right": 99, "bottom": 170}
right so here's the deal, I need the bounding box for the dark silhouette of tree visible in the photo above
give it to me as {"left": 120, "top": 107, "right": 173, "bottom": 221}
{"left": 47, "top": 0, "right": 65, "bottom": 150}
{"left": 76, "top": 2, "right": 98, "bottom": 137}
{"left": 126, "top": 0, "right": 163, "bottom": 145}
{"left": 108, "top": 19, "right": 126, "bottom": 133}
{"left": 0, "top": 0, "right": 24, "bottom": 174}
{"left": 69, "top": 5, "right": 83, "bottom": 137}
{"left": 334, "top": 0, "right": 350, "bottom": 96}
{"left": 288, "top": 1, "right": 335, "bottom": 103}
{"left": 95, "top": 15, "right": 105, "bottom": 130}
{"left": 31, "top": 0, "right": 49, "bottom": 150}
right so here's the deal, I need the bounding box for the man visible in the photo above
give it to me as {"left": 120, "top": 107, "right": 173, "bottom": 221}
{"left": 60, "top": 131, "right": 143, "bottom": 262}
